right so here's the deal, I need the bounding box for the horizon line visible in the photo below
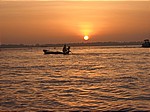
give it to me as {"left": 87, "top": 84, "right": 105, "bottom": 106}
{"left": 0, "top": 41, "right": 143, "bottom": 45}
{"left": 1, "top": 0, "right": 150, "bottom": 1}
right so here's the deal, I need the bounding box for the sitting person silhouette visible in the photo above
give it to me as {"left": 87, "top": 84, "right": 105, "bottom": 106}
{"left": 67, "top": 46, "right": 71, "bottom": 53}
{"left": 62, "top": 45, "right": 71, "bottom": 54}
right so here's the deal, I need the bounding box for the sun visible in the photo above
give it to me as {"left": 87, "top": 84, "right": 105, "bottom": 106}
{"left": 84, "top": 35, "right": 89, "bottom": 41}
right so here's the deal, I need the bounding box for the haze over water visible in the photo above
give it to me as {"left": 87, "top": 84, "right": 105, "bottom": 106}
{"left": 0, "top": 46, "right": 150, "bottom": 111}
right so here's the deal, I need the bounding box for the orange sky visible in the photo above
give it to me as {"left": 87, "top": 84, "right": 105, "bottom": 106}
{"left": 0, "top": 1, "right": 150, "bottom": 44}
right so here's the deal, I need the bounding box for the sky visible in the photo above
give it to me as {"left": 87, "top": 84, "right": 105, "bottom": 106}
{"left": 0, "top": 1, "right": 150, "bottom": 44}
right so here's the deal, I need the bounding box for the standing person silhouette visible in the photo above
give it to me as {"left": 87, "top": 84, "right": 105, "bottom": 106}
{"left": 62, "top": 44, "right": 67, "bottom": 53}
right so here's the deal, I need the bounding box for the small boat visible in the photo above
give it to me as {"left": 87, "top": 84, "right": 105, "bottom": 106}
{"left": 43, "top": 49, "right": 70, "bottom": 55}
{"left": 142, "top": 39, "right": 150, "bottom": 48}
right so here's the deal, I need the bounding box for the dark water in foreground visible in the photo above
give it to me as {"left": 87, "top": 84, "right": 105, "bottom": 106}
{"left": 0, "top": 46, "right": 150, "bottom": 111}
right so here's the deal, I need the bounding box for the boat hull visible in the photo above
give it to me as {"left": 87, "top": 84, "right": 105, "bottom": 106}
{"left": 43, "top": 50, "right": 69, "bottom": 55}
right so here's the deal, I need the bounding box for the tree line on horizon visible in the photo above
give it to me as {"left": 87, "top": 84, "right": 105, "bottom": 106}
{"left": 0, "top": 41, "right": 142, "bottom": 48}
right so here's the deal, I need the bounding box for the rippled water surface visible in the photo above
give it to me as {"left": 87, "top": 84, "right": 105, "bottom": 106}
{"left": 0, "top": 46, "right": 150, "bottom": 111}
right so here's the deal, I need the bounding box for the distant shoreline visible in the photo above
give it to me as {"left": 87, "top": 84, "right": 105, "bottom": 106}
{"left": 0, "top": 42, "right": 142, "bottom": 48}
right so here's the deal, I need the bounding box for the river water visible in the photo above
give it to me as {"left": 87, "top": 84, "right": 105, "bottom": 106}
{"left": 0, "top": 46, "right": 150, "bottom": 111}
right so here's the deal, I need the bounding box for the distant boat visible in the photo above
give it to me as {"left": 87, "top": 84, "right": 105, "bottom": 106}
{"left": 43, "top": 49, "right": 70, "bottom": 55}
{"left": 142, "top": 39, "right": 150, "bottom": 48}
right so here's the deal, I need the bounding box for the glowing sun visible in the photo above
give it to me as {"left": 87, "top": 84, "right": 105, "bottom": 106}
{"left": 84, "top": 35, "right": 89, "bottom": 41}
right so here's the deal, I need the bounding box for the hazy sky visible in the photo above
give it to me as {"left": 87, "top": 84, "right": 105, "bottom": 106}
{"left": 0, "top": 1, "right": 150, "bottom": 44}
